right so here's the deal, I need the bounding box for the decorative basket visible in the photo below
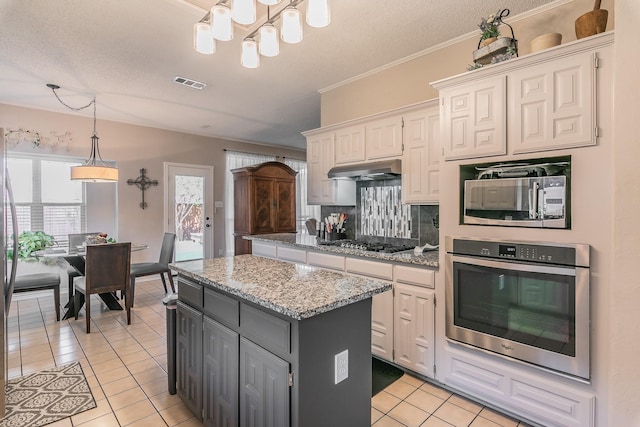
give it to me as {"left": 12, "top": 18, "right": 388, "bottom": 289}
{"left": 472, "top": 9, "right": 519, "bottom": 67}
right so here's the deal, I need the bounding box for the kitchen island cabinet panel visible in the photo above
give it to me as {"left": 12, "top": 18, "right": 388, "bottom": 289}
{"left": 177, "top": 301, "right": 203, "bottom": 418}
{"left": 240, "top": 337, "right": 289, "bottom": 427}
{"left": 203, "top": 317, "right": 239, "bottom": 427}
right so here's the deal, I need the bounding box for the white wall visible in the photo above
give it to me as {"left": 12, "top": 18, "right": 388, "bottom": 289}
{"left": 0, "top": 104, "right": 305, "bottom": 263}
{"left": 610, "top": 0, "right": 640, "bottom": 425}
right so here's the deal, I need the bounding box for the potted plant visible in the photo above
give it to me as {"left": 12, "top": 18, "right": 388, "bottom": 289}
{"left": 8, "top": 231, "right": 57, "bottom": 261}
{"left": 478, "top": 10, "right": 502, "bottom": 47}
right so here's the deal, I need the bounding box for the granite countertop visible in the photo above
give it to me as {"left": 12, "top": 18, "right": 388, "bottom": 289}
{"left": 245, "top": 233, "right": 439, "bottom": 268}
{"left": 170, "top": 255, "right": 392, "bottom": 321}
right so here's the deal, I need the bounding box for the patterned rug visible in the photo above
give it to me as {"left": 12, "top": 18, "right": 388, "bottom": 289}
{"left": 0, "top": 362, "right": 96, "bottom": 427}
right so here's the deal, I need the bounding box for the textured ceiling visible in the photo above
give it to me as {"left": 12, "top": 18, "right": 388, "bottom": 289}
{"left": 0, "top": 0, "right": 554, "bottom": 150}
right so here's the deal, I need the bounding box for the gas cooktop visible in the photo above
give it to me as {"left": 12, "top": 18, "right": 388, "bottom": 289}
{"left": 318, "top": 239, "right": 414, "bottom": 253}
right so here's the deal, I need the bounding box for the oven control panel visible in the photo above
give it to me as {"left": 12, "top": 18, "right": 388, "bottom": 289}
{"left": 449, "top": 238, "right": 589, "bottom": 267}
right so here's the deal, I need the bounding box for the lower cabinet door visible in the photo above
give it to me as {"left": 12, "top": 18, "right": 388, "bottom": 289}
{"left": 203, "top": 317, "right": 239, "bottom": 427}
{"left": 177, "top": 302, "right": 203, "bottom": 418}
{"left": 393, "top": 284, "right": 435, "bottom": 378}
{"left": 239, "top": 337, "right": 290, "bottom": 427}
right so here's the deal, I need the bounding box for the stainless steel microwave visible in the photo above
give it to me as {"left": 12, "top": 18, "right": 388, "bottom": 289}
{"left": 464, "top": 175, "right": 567, "bottom": 228}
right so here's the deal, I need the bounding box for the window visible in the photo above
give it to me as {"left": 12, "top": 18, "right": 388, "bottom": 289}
{"left": 7, "top": 155, "right": 86, "bottom": 245}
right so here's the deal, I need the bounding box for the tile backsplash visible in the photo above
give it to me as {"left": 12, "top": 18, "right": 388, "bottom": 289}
{"left": 320, "top": 177, "right": 439, "bottom": 246}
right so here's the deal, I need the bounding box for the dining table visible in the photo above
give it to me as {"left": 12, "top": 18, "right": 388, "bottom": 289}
{"left": 39, "top": 243, "right": 148, "bottom": 320}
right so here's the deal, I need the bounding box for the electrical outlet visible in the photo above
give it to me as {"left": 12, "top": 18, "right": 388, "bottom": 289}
{"left": 334, "top": 349, "right": 348, "bottom": 384}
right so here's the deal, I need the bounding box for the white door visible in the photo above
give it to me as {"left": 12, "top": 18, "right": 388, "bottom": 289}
{"left": 165, "top": 163, "right": 214, "bottom": 261}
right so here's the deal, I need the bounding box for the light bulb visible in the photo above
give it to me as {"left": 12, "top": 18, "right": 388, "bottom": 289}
{"left": 281, "top": 6, "right": 303, "bottom": 44}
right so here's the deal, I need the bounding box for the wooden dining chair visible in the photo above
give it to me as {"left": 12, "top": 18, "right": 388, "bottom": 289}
{"left": 74, "top": 242, "right": 131, "bottom": 333}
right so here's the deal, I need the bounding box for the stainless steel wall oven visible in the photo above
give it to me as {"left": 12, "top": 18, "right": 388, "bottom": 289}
{"left": 445, "top": 236, "right": 590, "bottom": 380}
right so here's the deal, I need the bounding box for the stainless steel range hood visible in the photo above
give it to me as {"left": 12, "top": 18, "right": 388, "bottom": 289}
{"left": 327, "top": 159, "right": 402, "bottom": 180}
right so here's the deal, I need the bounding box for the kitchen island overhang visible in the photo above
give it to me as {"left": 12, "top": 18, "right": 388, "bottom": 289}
{"left": 170, "top": 255, "right": 392, "bottom": 427}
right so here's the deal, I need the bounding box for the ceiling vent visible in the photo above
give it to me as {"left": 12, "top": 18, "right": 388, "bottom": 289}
{"left": 172, "top": 76, "right": 207, "bottom": 90}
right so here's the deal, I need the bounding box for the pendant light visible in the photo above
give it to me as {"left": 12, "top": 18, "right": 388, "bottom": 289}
{"left": 211, "top": 4, "right": 233, "bottom": 41}
{"left": 306, "top": 0, "right": 330, "bottom": 28}
{"left": 259, "top": 23, "right": 279, "bottom": 57}
{"left": 241, "top": 39, "right": 260, "bottom": 68}
{"left": 232, "top": 0, "right": 256, "bottom": 25}
{"left": 258, "top": 0, "right": 281, "bottom": 5}
{"left": 194, "top": 22, "right": 215, "bottom": 54}
{"left": 281, "top": 6, "right": 303, "bottom": 44}
{"left": 46, "top": 84, "right": 118, "bottom": 182}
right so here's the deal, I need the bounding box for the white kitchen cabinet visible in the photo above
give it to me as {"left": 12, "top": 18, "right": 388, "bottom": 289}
{"left": 365, "top": 115, "right": 403, "bottom": 160}
{"left": 334, "top": 124, "right": 366, "bottom": 164}
{"left": 509, "top": 51, "right": 596, "bottom": 154}
{"left": 440, "top": 75, "right": 506, "bottom": 161}
{"left": 393, "top": 283, "right": 435, "bottom": 378}
{"left": 402, "top": 103, "right": 440, "bottom": 204}
{"left": 306, "top": 131, "right": 355, "bottom": 206}
{"left": 371, "top": 290, "right": 394, "bottom": 361}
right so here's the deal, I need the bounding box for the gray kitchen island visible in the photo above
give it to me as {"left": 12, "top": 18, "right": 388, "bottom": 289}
{"left": 170, "top": 255, "right": 392, "bottom": 427}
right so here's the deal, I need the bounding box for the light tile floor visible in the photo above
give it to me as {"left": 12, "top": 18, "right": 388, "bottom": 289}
{"left": 7, "top": 279, "right": 533, "bottom": 427}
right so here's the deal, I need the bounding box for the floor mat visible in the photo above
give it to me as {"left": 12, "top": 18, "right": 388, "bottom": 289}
{"left": 372, "top": 357, "right": 404, "bottom": 396}
{"left": 0, "top": 362, "right": 96, "bottom": 427}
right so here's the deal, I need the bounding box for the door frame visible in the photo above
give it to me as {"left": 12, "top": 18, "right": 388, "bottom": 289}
{"left": 163, "top": 162, "right": 214, "bottom": 260}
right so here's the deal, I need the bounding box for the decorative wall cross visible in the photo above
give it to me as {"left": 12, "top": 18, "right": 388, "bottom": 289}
{"left": 127, "top": 168, "right": 158, "bottom": 209}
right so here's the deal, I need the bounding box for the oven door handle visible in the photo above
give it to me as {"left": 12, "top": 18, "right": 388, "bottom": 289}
{"left": 450, "top": 254, "right": 578, "bottom": 276}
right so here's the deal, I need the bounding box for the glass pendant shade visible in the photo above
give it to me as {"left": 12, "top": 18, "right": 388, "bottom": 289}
{"left": 241, "top": 39, "right": 260, "bottom": 68}
{"left": 194, "top": 22, "right": 215, "bottom": 54}
{"left": 211, "top": 5, "right": 233, "bottom": 41}
{"left": 306, "top": 0, "right": 330, "bottom": 28}
{"left": 281, "top": 6, "right": 303, "bottom": 44}
{"left": 258, "top": 0, "right": 281, "bottom": 5}
{"left": 232, "top": 0, "right": 256, "bottom": 25}
{"left": 259, "top": 23, "right": 279, "bottom": 57}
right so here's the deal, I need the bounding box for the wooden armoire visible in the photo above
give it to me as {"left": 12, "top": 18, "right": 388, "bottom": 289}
{"left": 231, "top": 161, "right": 297, "bottom": 255}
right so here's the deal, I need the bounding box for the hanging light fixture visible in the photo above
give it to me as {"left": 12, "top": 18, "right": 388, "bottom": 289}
{"left": 281, "top": 5, "right": 303, "bottom": 43}
{"left": 193, "top": 22, "right": 215, "bottom": 54}
{"left": 211, "top": 4, "right": 233, "bottom": 41}
{"left": 193, "top": 0, "right": 329, "bottom": 68}
{"left": 241, "top": 39, "right": 260, "bottom": 68}
{"left": 47, "top": 84, "right": 118, "bottom": 183}
{"left": 306, "top": 0, "right": 330, "bottom": 28}
{"left": 232, "top": 0, "right": 256, "bottom": 25}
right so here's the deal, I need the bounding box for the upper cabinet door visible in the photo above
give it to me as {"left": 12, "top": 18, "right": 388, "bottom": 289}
{"left": 441, "top": 75, "right": 507, "bottom": 161}
{"left": 509, "top": 52, "right": 596, "bottom": 154}
{"left": 307, "top": 132, "right": 334, "bottom": 205}
{"left": 402, "top": 104, "right": 440, "bottom": 204}
{"left": 365, "top": 115, "right": 403, "bottom": 160}
{"left": 335, "top": 125, "right": 366, "bottom": 164}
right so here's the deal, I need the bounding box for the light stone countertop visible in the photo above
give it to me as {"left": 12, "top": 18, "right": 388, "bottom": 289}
{"left": 245, "top": 233, "right": 439, "bottom": 269}
{"left": 170, "top": 255, "right": 392, "bottom": 321}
